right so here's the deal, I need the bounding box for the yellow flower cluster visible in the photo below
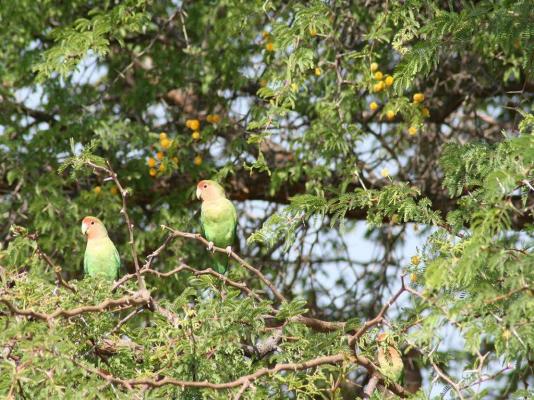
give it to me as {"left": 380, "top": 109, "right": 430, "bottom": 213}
{"left": 93, "top": 185, "right": 119, "bottom": 196}
{"left": 185, "top": 119, "right": 206, "bottom": 167}
{"left": 186, "top": 119, "right": 201, "bottom": 141}
{"left": 370, "top": 62, "right": 394, "bottom": 93}
{"left": 147, "top": 132, "right": 178, "bottom": 177}
{"left": 368, "top": 62, "right": 430, "bottom": 137}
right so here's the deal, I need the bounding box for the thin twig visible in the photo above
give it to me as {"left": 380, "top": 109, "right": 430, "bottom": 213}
{"left": 160, "top": 226, "right": 286, "bottom": 302}
{"left": 348, "top": 276, "right": 407, "bottom": 347}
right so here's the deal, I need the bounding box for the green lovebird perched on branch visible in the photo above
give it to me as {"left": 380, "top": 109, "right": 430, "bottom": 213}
{"left": 81, "top": 216, "right": 120, "bottom": 280}
{"left": 196, "top": 180, "right": 237, "bottom": 274}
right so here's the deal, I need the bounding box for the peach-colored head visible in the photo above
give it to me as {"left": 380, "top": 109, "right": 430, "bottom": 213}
{"left": 81, "top": 216, "right": 108, "bottom": 240}
{"left": 196, "top": 180, "right": 226, "bottom": 202}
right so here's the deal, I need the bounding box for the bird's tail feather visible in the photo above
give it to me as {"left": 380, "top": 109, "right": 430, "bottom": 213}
{"left": 213, "top": 252, "right": 228, "bottom": 274}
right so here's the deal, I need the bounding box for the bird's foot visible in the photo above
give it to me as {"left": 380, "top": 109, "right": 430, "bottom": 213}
{"left": 225, "top": 246, "right": 233, "bottom": 257}
{"left": 207, "top": 241, "right": 214, "bottom": 252}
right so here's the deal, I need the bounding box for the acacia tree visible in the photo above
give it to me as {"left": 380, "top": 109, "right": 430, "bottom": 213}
{"left": 0, "top": 0, "right": 533, "bottom": 398}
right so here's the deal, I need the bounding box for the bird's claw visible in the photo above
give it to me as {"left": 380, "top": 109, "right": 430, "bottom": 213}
{"left": 225, "top": 246, "right": 233, "bottom": 257}
{"left": 207, "top": 241, "right": 214, "bottom": 252}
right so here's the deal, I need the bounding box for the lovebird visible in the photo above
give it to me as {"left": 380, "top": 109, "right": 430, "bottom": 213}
{"left": 196, "top": 180, "right": 237, "bottom": 274}
{"left": 81, "top": 216, "right": 120, "bottom": 280}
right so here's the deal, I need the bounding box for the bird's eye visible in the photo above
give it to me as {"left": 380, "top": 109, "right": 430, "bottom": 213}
{"left": 91, "top": 221, "right": 95, "bottom": 225}
{"left": 203, "top": 184, "right": 207, "bottom": 188}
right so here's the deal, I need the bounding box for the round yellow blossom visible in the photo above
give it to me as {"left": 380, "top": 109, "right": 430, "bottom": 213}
{"left": 93, "top": 186, "right": 101, "bottom": 194}
{"left": 149, "top": 168, "right": 157, "bottom": 177}
{"left": 207, "top": 114, "right": 221, "bottom": 124}
{"left": 147, "top": 157, "right": 156, "bottom": 167}
{"left": 110, "top": 186, "right": 118, "bottom": 195}
{"left": 373, "top": 81, "right": 385, "bottom": 93}
{"left": 314, "top": 67, "right": 322, "bottom": 76}
{"left": 408, "top": 126, "right": 418, "bottom": 136}
{"left": 413, "top": 93, "right": 425, "bottom": 103}
{"left": 158, "top": 163, "right": 166, "bottom": 172}
{"left": 187, "top": 119, "right": 200, "bottom": 131}
{"left": 156, "top": 151, "right": 164, "bottom": 160}
{"left": 411, "top": 255, "right": 421, "bottom": 266}
{"left": 385, "top": 75, "right": 394, "bottom": 87}
{"left": 410, "top": 273, "right": 417, "bottom": 283}
{"left": 370, "top": 62, "right": 379, "bottom": 72}
{"left": 265, "top": 42, "right": 275, "bottom": 52}
{"left": 374, "top": 71, "right": 383, "bottom": 80}
{"left": 380, "top": 168, "right": 390, "bottom": 178}
{"left": 370, "top": 101, "right": 379, "bottom": 111}
{"left": 262, "top": 31, "right": 270, "bottom": 39}
{"left": 160, "top": 138, "right": 171, "bottom": 149}
{"left": 194, "top": 155, "right": 203, "bottom": 166}
{"left": 386, "top": 110, "right": 396, "bottom": 121}
{"left": 159, "top": 132, "right": 167, "bottom": 141}
{"left": 290, "top": 83, "right": 298, "bottom": 92}
{"left": 422, "top": 107, "right": 430, "bottom": 118}
{"left": 192, "top": 131, "right": 201, "bottom": 140}
{"left": 309, "top": 27, "right": 317, "bottom": 37}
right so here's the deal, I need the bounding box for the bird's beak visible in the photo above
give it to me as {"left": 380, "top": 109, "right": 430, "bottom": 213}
{"left": 81, "top": 222, "right": 89, "bottom": 235}
{"left": 196, "top": 188, "right": 202, "bottom": 200}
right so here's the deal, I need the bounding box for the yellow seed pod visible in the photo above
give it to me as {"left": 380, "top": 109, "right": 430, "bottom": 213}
{"left": 149, "top": 168, "right": 157, "bottom": 177}
{"left": 110, "top": 186, "right": 118, "bottom": 195}
{"left": 385, "top": 75, "right": 394, "bottom": 87}
{"left": 194, "top": 155, "right": 203, "bottom": 166}
{"left": 408, "top": 126, "right": 418, "bottom": 136}
{"left": 370, "top": 101, "right": 379, "bottom": 111}
{"left": 314, "top": 67, "right": 322, "bottom": 76}
{"left": 309, "top": 27, "right": 317, "bottom": 37}
{"left": 93, "top": 186, "right": 101, "bottom": 194}
{"left": 192, "top": 131, "right": 201, "bottom": 140}
{"left": 147, "top": 157, "right": 156, "bottom": 167}
{"left": 158, "top": 163, "right": 166, "bottom": 172}
{"left": 386, "top": 110, "right": 395, "bottom": 121}
{"left": 413, "top": 93, "right": 425, "bottom": 103}
{"left": 374, "top": 71, "right": 383, "bottom": 80}
{"left": 262, "top": 31, "right": 270, "bottom": 39}
{"left": 172, "top": 157, "right": 179, "bottom": 165}
{"left": 411, "top": 255, "right": 421, "bottom": 266}
{"left": 370, "top": 62, "right": 379, "bottom": 72}
{"left": 410, "top": 272, "right": 417, "bottom": 283}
